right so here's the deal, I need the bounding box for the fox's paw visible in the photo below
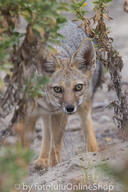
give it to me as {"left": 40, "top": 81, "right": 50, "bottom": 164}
{"left": 87, "top": 143, "right": 99, "bottom": 152}
{"left": 34, "top": 157, "right": 49, "bottom": 169}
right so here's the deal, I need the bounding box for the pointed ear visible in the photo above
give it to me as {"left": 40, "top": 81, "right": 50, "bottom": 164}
{"left": 71, "top": 38, "right": 96, "bottom": 72}
{"left": 45, "top": 54, "right": 61, "bottom": 73}
{"left": 51, "top": 54, "right": 61, "bottom": 70}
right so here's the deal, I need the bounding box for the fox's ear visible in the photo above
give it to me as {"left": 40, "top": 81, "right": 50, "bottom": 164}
{"left": 71, "top": 38, "right": 96, "bottom": 72}
{"left": 52, "top": 54, "right": 61, "bottom": 70}
{"left": 45, "top": 54, "right": 61, "bottom": 73}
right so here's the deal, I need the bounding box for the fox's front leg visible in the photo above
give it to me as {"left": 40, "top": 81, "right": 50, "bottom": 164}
{"left": 79, "top": 102, "right": 99, "bottom": 152}
{"left": 49, "top": 113, "right": 67, "bottom": 167}
{"left": 34, "top": 115, "right": 51, "bottom": 169}
{"left": 34, "top": 113, "right": 67, "bottom": 169}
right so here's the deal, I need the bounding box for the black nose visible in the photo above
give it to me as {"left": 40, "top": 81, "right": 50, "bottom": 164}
{"left": 65, "top": 105, "right": 75, "bottom": 113}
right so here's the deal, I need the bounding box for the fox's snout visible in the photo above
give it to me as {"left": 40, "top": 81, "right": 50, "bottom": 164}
{"left": 64, "top": 104, "right": 76, "bottom": 114}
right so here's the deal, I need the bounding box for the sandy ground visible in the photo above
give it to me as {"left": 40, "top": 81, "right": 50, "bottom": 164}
{"left": 1, "top": 0, "right": 128, "bottom": 192}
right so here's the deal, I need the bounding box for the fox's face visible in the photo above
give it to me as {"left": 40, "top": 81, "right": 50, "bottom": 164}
{"left": 47, "top": 65, "right": 89, "bottom": 114}
{"left": 46, "top": 39, "right": 96, "bottom": 114}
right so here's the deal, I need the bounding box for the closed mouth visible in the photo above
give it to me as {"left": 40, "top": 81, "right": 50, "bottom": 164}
{"left": 66, "top": 111, "right": 76, "bottom": 115}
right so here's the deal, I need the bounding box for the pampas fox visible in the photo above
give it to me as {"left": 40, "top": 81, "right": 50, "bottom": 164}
{"left": 16, "top": 22, "right": 101, "bottom": 169}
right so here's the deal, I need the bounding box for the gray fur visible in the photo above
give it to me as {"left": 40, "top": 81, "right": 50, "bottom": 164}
{"left": 56, "top": 21, "right": 86, "bottom": 58}
{"left": 46, "top": 21, "right": 86, "bottom": 71}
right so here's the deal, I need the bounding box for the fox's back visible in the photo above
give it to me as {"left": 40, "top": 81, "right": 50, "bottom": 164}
{"left": 46, "top": 22, "right": 86, "bottom": 71}
{"left": 56, "top": 21, "right": 86, "bottom": 58}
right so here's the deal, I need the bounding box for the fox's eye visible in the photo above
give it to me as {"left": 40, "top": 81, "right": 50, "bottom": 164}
{"left": 53, "top": 86, "right": 63, "bottom": 93}
{"left": 74, "top": 84, "right": 83, "bottom": 92}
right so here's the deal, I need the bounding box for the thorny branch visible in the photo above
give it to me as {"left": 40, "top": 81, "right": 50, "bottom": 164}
{"left": 0, "top": 11, "right": 46, "bottom": 143}
{"left": 71, "top": 0, "right": 128, "bottom": 136}
{"left": 78, "top": 2, "right": 128, "bottom": 136}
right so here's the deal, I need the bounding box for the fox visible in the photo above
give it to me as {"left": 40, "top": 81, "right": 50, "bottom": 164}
{"left": 15, "top": 22, "right": 101, "bottom": 169}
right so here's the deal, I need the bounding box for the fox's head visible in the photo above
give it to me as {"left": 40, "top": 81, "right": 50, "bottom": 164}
{"left": 46, "top": 38, "right": 96, "bottom": 114}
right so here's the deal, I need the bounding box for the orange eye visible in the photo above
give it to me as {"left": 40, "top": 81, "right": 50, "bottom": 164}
{"left": 53, "top": 86, "right": 63, "bottom": 93}
{"left": 74, "top": 84, "right": 83, "bottom": 92}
